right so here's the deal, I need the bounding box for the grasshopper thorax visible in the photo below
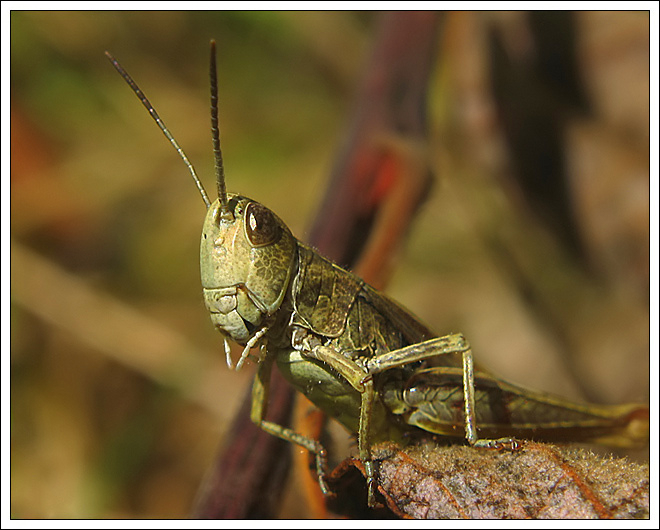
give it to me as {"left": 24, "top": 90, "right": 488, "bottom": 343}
{"left": 200, "top": 194, "right": 297, "bottom": 345}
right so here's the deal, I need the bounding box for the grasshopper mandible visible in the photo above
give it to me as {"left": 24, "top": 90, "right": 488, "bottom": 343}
{"left": 107, "top": 42, "right": 649, "bottom": 508}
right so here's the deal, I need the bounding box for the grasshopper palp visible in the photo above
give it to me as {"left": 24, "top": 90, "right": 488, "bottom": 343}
{"left": 108, "top": 42, "right": 649, "bottom": 510}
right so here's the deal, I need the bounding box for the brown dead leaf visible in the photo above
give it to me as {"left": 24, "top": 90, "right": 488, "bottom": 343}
{"left": 330, "top": 440, "right": 649, "bottom": 519}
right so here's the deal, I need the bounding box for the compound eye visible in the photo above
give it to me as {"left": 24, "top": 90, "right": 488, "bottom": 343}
{"left": 245, "top": 202, "right": 281, "bottom": 247}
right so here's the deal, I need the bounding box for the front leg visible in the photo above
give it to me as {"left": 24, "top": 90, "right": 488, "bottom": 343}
{"left": 250, "top": 355, "right": 330, "bottom": 495}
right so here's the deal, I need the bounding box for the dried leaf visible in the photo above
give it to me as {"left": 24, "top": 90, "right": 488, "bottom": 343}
{"left": 331, "top": 440, "right": 649, "bottom": 519}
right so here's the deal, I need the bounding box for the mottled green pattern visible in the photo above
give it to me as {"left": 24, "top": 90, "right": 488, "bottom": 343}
{"left": 200, "top": 195, "right": 296, "bottom": 323}
{"left": 277, "top": 243, "right": 435, "bottom": 440}
{"left": 290, "top": 244, "right": 363, "bottom": 337}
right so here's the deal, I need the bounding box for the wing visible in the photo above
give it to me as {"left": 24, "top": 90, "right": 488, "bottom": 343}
{"left": 395, "top": 367, "right": 649, "bottom": 448}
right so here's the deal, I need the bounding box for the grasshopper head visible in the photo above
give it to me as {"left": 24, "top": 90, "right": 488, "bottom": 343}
{"left": 200, "top": 194, "right": 297, "bottom": 345}
{"left": 108, "top": 43, "right": 294, "bottom": 367}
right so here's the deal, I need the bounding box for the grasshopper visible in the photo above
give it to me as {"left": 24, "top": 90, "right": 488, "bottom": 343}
{"left": 107, "top": 42, "right": 649, "bottom": 508}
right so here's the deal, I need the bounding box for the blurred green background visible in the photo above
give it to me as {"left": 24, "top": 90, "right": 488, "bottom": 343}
{"left": 10, "top": 11, "right": 650, "bottom": 518}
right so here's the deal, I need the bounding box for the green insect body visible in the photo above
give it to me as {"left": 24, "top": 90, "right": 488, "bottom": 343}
{"left": 107, "top": 43, "right": 649, "bottom": 509}
{"left": 198, "top": 192, "right": 648, "bottom": 502}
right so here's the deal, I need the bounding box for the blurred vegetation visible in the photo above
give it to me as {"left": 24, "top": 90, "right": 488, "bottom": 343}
{"left": 10, "top": 11, "right": 650, "bottom": 518}
{"left": 10, "top": 11, "right": 373, "bottom": 518}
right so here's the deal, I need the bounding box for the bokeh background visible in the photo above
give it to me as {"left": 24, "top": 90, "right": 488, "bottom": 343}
{"left": 10, "top": 11, "right": 651, "bottom": 518}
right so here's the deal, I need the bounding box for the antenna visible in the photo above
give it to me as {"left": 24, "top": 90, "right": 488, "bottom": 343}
{"left": 209, "top": 40, "right": 231, "bottom": 219}
{"left": 105, "top": 50, "right": 212, "bottom": 209}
